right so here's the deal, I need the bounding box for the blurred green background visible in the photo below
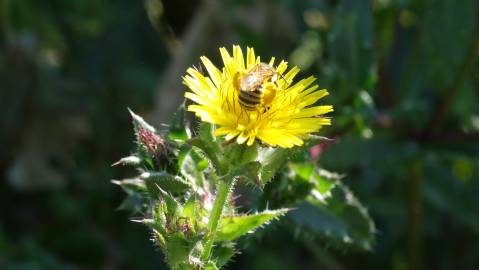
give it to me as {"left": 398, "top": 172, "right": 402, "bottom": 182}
{"left": 1, "top": 0, "right": 478, "bottom": 269}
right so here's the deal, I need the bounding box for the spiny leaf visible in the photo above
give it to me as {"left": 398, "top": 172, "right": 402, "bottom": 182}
{"left": 211, "top": 242, "right": 235, "bottom": 268}
{"left": 154, "top": 187, "right": 180, "bottom": 222}
{"left": 128, "top": 108, "right": 156, "bottom": 133}
{"left": 111, "top": 178, "right": 146, "bottom": 193}
{"left": 313, "top": 167, "right": 342, "bottom": 195}
{"left": 258, "top": 148, "right": 290, "bottom": 185}
{"left": 128, "top": 108, "right": 156, "bottom": 170}
{"left": 289, "top": 183, "right": 376, "bottom": 250}
{"left": 187, "top": 137, "right": 223, "bottom": 174}
{"left": 289, "top": 163, "right": 337, "bottom": 196}
{"left": 223, "top": 142, "right": 258, "bottom": 168}
{"left": 228, "top": 161, "right": 261, "bottom": 185}
{"left": 165, "top": 233, "right": 193, "bottom": 269}
{"left": 113, "top": 178, "right": 146, "bottom": 213}
{"left": 111, "top": 155, "right": 141, "bottom": 166}
{"left": 180, "top": 149, "right": 207, "bottom": 189}
{"left": 306, "top": 135, "right": 335, "bottom": 147}
{"left": 198, "top": 123, "right": 217, "bottom": 145}
{"left": 177, "top": 144, "right": 192, "bottom": 170}
{"left": 168, "top": 102, "right": 189, "bottom": 141}
{"left": 215, "top": 209, "right": 291, "bottom": 242}
{"left": 117, "top": 193, "right": 143, "bottom": 213}
{"left": 204, "top": 261, "right": 219, "bottom": 270}
{"left": 181, "top": 196, "right": 207, "bottom": 234}
{"left": 141, "top": 171, "right": 191, "bottom": 195}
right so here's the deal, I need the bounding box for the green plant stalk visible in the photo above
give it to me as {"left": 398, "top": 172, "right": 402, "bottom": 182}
{"left": 201, "top": 176, "right": 233, "bottom": 262}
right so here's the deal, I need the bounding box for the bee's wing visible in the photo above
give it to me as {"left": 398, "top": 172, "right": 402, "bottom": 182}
{"left": 241, "top": 73, "right": 264, "bottom": 91}
{"left": 240, "top": 64, "right": 275, "bottom": 91}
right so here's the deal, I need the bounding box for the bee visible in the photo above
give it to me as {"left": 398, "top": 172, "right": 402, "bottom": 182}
{"left": 235, "top": 63, "right": 285, "bottom": 110}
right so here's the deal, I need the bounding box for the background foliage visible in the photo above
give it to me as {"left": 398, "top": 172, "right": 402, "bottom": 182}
{"left": 1, "top": 0, "right": 478, "bottom": 269}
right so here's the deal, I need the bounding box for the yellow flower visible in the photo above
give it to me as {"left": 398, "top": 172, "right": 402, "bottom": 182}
{"left": 183, "top": 45, "right": 333, "bottom": 148}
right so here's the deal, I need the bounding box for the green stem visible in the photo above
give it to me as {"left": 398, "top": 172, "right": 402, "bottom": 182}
{"left": 201, "top": 176, "right": 233, "bottom": 262}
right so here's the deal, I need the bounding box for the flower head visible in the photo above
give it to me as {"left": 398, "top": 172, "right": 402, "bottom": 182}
{"left": 183, "top": 45, "right": 333, "bottom": 148}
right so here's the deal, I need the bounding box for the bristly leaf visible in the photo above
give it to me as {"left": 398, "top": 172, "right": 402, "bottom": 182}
{"left": 158, "top": 188, "right": 180, "bottom": 222}
{"left": 228, "top": 161, "right": 261, "bottom": 185}
{"left": 289, "top": 183, "right": 376, "bottom": 250}
{"left": 112, "top": 178, "right": 147, "bottom": 213}
{"left": 289, "top": 163, "right": 337, "bottom": 196}
{"left": 117, "top": 193, "right": 143, "bottom": 213}
{"left": 258, "top": 148, "right": 290, "bottom": 185}
{"left": 187, "top": 137, "right": 223, "bottom": 174}
{"left": 111, "top": 178, "right": 146, "bottom": 193}
{"left": 165, "top": 233, "right": 194, "bottom": 269}
{"left": 211, "top": 242, "right": 235, "bottom": 268}
{"left": 306, "top": 135, "right": 335, "bottom": 147}
{"left": 111, "top": 155, "right": 141, "bottom": 166}
{"left": 223, "top": 143, "right": 258, "bottom": 168}
{"left": 168, "top": 102, "right": 190, "bottom": 141}
{"left": 180, "top": 149, "right": 207, "bottom": 190}
{"left": 141, "top": 171, "right": 191, "bottom": 196}
{"left": 128, "top": 108, "right": 156, "bottom": 170}
{"left": 181, "top": 197, "right": 207, "bottom": 234}
{"left": 198, "top": 123, "right": 217, "bottom": 144}
{"left": 176, "top": 144, "right": 192, "bottom": 170}
{"left": 204, "top": 261, "right": 219, "bottom": 270}
{"left": 128, "top": 108, "right": 156, "bottom": 133}
{"left": 215, "top": 209, "right": 291, "bottom": 242}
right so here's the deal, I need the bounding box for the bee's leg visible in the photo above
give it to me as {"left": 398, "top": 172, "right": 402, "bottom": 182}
{"left": 231, "top": 90, "right": 236, "bottom": 112}
{"left": 256, "top": 108, "right": 263, "bottom": 119}
{"left": 235, "top": 96, "right": 243, "bottom": 126}
{"left": 238, "top": 109, "right": 244, "bottom": 125}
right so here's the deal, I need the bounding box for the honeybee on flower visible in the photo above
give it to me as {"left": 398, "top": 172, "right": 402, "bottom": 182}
{"left": 183, "top": 45, "right": 333, "bottom": 148}
{"left": 235, "top": 62, "right": 286, "bottom": 111}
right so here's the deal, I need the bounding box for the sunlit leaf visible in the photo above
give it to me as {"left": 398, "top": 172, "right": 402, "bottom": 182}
{"left": 204, "top": 261, "right": 219, "bottom": 270}
{"left": 111, "top": 155, "right": 141, "bottom": 166}
{"left": 258, "top": 148, "right": 290, "bottom": 185}
{"left": 168, "top": 102, "right": 189, "bottom": 141}
{"left": 165, "top": 233, "right": 193, "bottom": 269}
{"left": 187, "top": 137, "right": 222, "bottom": 173}
{"left": 289, "top": 163, "right": 338, "bottom": 195}
{"left": 180, "top": 149, "right": 206, "bottom": 189}
{"left": 215, "top": 209, "right": 290, "bottom": 242}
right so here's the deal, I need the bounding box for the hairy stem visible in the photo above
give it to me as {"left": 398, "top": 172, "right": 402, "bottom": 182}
{"left": 201, "top": 176, "right": 233, "bottom": 262}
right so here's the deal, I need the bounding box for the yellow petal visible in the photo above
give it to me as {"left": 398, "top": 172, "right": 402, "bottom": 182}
{"left": 201, "top": 56, "right": 222, "bottom": 88}
{"left": 246, "top": 47, "right": 256, "bottom": 70}
{"left": 233, "top": 45, "right": 245, "bottom": 71}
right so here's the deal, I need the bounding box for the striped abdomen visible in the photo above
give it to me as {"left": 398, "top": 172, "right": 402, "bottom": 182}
{"left": 238, "top": 88, "right": 263, "bottom": 110}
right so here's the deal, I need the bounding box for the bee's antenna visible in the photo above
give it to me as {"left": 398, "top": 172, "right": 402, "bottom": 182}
{"left": 279, "top": 73, "right": 287, "bottom": 82}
